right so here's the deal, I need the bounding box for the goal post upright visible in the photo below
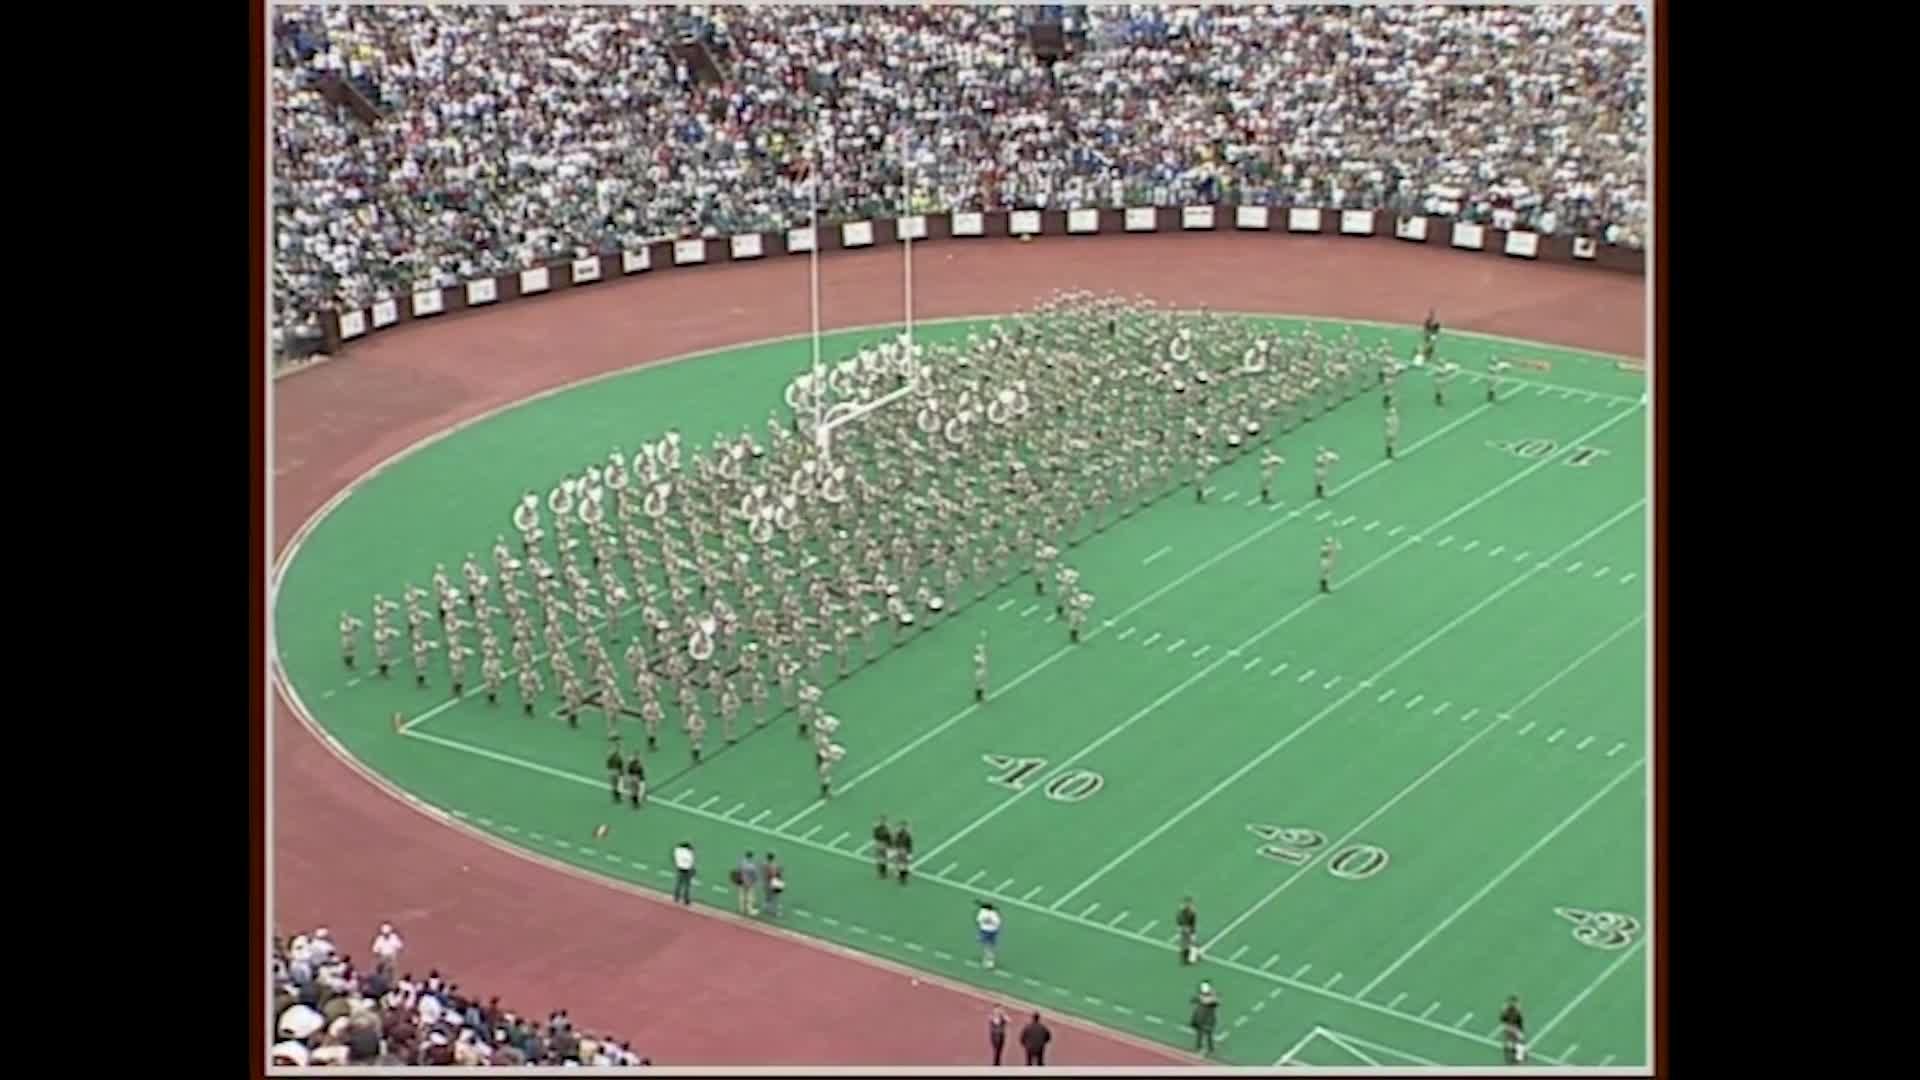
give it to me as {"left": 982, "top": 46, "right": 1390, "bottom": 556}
{"left": 809, "top": 107, "right": 826, "bottom": 444}
{"left": 902, "top": 125, "right": 915, "bottom": 361}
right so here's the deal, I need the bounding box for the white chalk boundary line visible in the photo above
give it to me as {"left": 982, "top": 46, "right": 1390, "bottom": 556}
{"left": 268, "top": 311, "right": 1635, "bottom": 1064}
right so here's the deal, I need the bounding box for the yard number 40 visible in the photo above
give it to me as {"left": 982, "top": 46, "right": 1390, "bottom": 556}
{"left": 983, "top": 754, "right": 1105, "bottom": 803}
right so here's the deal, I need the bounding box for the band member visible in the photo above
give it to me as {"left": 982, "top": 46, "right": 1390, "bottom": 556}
{"left": 639, "top": 696, "right": 665, "bottom": 751}
{"left": 973, "top": 637, "right": 989, "bottom": 703}
{"left": 372, "top": 624, "right": 399, "bottom": 678}
{"left": 816, "top": 739, "right": 841, "bottom": 798}
{"left": 517, "top": 667, "right": 543, "bottom": 716}
{"left": 1259, "top": 452, "right": 1284, "bottom": 503}
{"left": 719, "top": 681, "right": 742, "bottom": 745}
{"left": 481, "top": 653, "right": 504, "bottom": 704}
{"left": 748, "top": 673, "right": 770, "bottom": 724}
{"left": 1434, "top": 360, "right": 1458, "bottom": 406}
{"left": 685, "top": 704, "right": 707, "bottom": 763}
{"left": 1314, "top": 447, "right": 1339, "bottom": 499}
{"left": 560, "top": 675, "right": 586, "bottom": 729}
{"left": 1385, "top": 405, "right": 1401, "bottom": 460}
{"left": 1067, "top": 590, "right": 1093, "bottom": 643}
{"left": 1320, "top": 536, "right": 1341, "bottom": 594}
{"left": 410, "top": 635, "right": 437, "bottom": 688}
{"left": 446, "top": 640, "right": 472, "bottom": 697}
{"left": 1486, "top": 358, "right": 1510, "bottom": 403}
{"left": 339, "top": 612, "right": 363, "bottom": 668}
{"left": 797, "top": 681, "right": 822, "bottom": 738}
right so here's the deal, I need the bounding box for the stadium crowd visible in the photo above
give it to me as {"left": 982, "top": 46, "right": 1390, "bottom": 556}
{"left": 272, "top": 927, "right": 646, "bottom": 1067}
{"left": 271, "top": 4, "right": 1648, "bottom": 355}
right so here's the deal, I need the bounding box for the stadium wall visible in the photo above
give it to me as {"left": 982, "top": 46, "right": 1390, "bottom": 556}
{"left": 305, "top": 207, "right": 1644, "bottom": 366}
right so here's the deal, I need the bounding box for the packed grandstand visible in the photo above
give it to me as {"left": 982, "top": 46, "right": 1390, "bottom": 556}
{"left": 269, "top": 3, "right": 1648, "bottom": 359}
{"left": 273, "top": 927, "right": 646, "bottom": 1067}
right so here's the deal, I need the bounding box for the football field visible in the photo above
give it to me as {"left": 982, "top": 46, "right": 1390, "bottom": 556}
{"left": 274, "top": 314, "right": 1651, "bottom": 1067}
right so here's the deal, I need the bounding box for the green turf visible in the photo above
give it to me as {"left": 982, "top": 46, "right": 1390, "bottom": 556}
{"left": 274, "top": 315, "right": 1650, "bottom": 1067}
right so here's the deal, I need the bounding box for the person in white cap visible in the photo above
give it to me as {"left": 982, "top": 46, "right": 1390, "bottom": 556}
{"left": 372, "top": 923, "right": 404, "bottom": 970}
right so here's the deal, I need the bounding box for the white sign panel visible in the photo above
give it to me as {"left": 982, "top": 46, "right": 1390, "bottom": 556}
{"left": 1009, "top": 210, "right": 1042, "bottom": 236}
{"left": 1235, "top": 206, "right": 1270, "bottom": 230}
{"left": 338, "top": 311, "right": 367, "bottom": 339}
{"left": 466, "top": 278, "right": 499, "bottom": 305}
{"left": 411, "top": 288, "right": 445, "bottom": 317}
{"left": 729, "top": 234, "right": 765, "bottom": 260}
{"left": 1287, "top": 208, "right": 1323, "bottom": 233}
{"left": 1395, "top": 216, "right": 1429, "bottom": 242}
{"left": 1181, "top": 206, "right": 1215, "bottom": 230}
{"left": 1124, "top": 207, "right": 1159, "bottom": 232}
{"left": 371, "top": 299, "right": 399, "bottom": 328}
{"left": 673, "top": 238, "right": 708, "bottom": 265}
{"left": 896, "top": 215, "right": 927, "bottom": 241}
{"left": 519, "top": 267, "right": 551, "bottom": 295}
{"left": 1451, "top": 222, "right": 1487, "bottom": 251}
{"left": 621, "top": 248, "right": 651, "bottom": 274}
{"left": 1339, "top": 210, "right": 1375, "bottom": 236}
{"left": 950, "top": 212, "right": 985, "bottom": 237}
{"left": 841, "top": 221, "right": 875, "bottom": 247}
{"left": 1572, "top": 236, "right": 1598, "bottom": 260}
{"left": 785, "top": 227, "right": 816, "bottom": 253}
{"left": 1067, "top": 208, "right": 1100, "bottom": 234}
{"left": 1504, "top": 231, "right": 1540, "bottom": 259}
{"left": 571, "top": 257, "right": 603, "bottom": 283}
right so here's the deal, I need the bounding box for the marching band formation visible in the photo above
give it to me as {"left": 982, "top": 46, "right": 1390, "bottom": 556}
{"left": 338, "top": 291, "right": 1401, "bottom": 793}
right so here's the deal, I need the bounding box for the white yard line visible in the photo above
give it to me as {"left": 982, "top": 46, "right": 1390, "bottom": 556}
{"left": 773, "top": 401, "right": 1499, "bottom": 831}
{"left": 1143, "top": 545, "right": 1172, "bottom": 566}
{"left": 1534, "top": 938, "right": 1648, "bottom": 1044}
{"left": 1355, "top": 758, "right": 1646, "bottom": 997}
{"left": 1050, "top": 497, "right": 1644, "bottom": 909}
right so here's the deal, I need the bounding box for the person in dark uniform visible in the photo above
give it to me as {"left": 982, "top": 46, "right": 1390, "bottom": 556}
{"left": 1018, "top": 1012, "right": 1051, "bottom": 1066}
{"left": 1499, "top": 995, "right": 1526, "bottom": 1064}
{"left": 1422, "top": 308, "right": 1441, "bottom": 361}
{"left": 987, "top": 1006, "right": 1009, "bottom": 1066}
{"left": 625, "top": 751, "right": 647, "bottom": 808}
{"left": 1190, "top": 981, "right": 1220, "bottom": 1055}
{"left": 892, "top": 820, "right": 914, "bottom": 885}
{"left": 605, "top": 743, "right": 625, "bottom": 804}
{"left": 1176, "top": 896, "right": 1199, "bottom": 964}
{"left": 871, "top": 816, "right": 893, "bottom": 880}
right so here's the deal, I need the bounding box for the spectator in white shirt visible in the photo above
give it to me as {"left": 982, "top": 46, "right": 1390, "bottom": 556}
{"left": 372, "top": 922, "right": 405, "bottom": 971}
{"left": 671, "top": 840, "right": 697, "bottom": 905}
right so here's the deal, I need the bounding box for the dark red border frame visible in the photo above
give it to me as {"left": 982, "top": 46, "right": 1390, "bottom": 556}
{"left": 247, "top": 1, "right": 1670, "bottom": 1073}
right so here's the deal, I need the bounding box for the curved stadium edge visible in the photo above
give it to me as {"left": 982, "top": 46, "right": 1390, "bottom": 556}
{"left": 294, "top": 205, "right": 1646, "bottom": 369}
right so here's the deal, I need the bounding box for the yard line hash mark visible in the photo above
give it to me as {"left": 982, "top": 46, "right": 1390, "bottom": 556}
{"left": 1143, "top": 546, "right": 1172, "bottom": 566}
